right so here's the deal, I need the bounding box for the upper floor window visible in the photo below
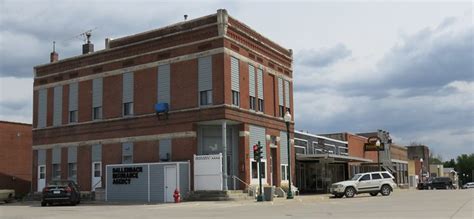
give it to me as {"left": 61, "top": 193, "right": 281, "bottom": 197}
{"left": 258, "top": 99, "right": 264, "bottom": 112}
{"left": 69, "top": 110, "right": 78, "bottom": 123}
{"left": 249, "top": 96, "right": 256, "bottom": 110}
{"left": 200, "top": 90, "right": 212, "bottom": 106}
{"left": 123, "top": 102, "right": 133, "bottom": 116}
{"left": 93, "top": 106, "right": 102, "bottom": 120}
{"left": 232, "top": 91, "right": 240, "bottom": 106}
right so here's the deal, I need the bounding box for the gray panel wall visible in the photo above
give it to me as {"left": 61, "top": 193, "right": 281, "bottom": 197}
{"left": 68, "top": 147, "right": 77, "bottom": 163}
{"left": 92, "top": 144, "right": 102, "bottom": 162}
{"left": 38, "top": 149, "right": 46, "bottom": 165}
{"left": 198, "top": 56, "right": 212, "bottom": 91}
{"left": 149, "top": 164, "right": 164, "bottom": 202}
{"left": 280, "top": 131, "right": 288, "bottom": 165}
{"left": 52, "top": 147, "right": 61, "bottom": 164}
{"left": 38, "top": 89, "right": 47, "bottom": 128}
{"left": 278, "top": 78, "right": 283, "bottom": 106}
{"left": 257, "top": 68, "right": 263, "bottom": 99}
{"left": 231, "top": 57, "right": 239, "bottom": 91}
{"left": 106, "top": 165, "right": 149, "bottom": 202}
{"left": 53, "top": 86, "right": 62, "bottom": 126}
{"left": 68, "top": 83, "right": 78, "bottom": 111}
{"left": 122, "top": 72, "right": 134, "bottom": 103}
{"left": 284, "top": 80, "right": 290, "bottom": 108}
{"left": 92, "top": 78, "right": 103, "bottom": 108}
{"left": 248, "top": 65, "right": 255, "bottom": 97}
{"left": 157, "top": 64, "right": 170, "bottom": 104}
{"left": 249, "top": 125, "right": 266, "bottom": 159}
{"left": 179, "top": 163, "right": 189, "bottom": 198}
{"left": 159, "top": 139, "right": 171, "bottom": 161}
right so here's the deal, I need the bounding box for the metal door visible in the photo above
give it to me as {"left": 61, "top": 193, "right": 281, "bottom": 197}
{"left": 91, "top": 162, "right": 102, "bottom": 191}
{"left": 38, "top": 165, "right": 46, "bottom": 192}
{"left": 164, "top": 166, "right": 177, "bottom": 202}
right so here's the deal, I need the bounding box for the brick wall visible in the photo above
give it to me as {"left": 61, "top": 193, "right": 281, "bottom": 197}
{"left": 0, "top": 122, "right": 32, "bottom": 195}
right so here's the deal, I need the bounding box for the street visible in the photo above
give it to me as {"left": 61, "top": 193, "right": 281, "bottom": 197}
{"left": 1, "top": 189, "right": 472, "bottom": 219}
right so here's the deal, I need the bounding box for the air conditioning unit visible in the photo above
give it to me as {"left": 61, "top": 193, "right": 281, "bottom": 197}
{"left": 155, "top": 103, "right": 169, "bottom": 119}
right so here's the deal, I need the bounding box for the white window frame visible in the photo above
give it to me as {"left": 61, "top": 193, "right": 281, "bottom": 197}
{"left": 281, "top": 164, "right": 289, "bottom": 182}
{"left": 250, "top": 159, "right": 267, "bottom": 184}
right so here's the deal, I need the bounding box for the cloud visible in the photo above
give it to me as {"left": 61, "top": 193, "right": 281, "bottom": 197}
{"left": 294, "top": 14, "right": 473, "bottom": 159}
{"left": 296, "top": 44, "right": 352, "bottom": 68}
{"left": 0, "top": 77, "right": 33, "bottom": 123}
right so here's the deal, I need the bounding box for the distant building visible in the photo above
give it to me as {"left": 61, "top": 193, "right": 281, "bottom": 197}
{"left": 294, "top": 131, "right": 371, "bottom": 193}
{"left": 0, "top": 121, "right": 32, "bottom": 196}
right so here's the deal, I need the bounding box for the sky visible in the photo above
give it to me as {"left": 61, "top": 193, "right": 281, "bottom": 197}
{"left": 0, "top": 0, "right": 472, "bottom": 160}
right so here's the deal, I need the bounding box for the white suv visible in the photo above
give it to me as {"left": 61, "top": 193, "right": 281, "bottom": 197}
{"left": 330, "top": 171, "right": 397, "bottom": 198}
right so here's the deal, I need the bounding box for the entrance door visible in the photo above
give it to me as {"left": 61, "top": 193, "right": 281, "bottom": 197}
{"left": 37, "top": 165, "right": 46, "bottom": 192}
{"left": 270, "top": 148, "right": 278, "bottom": 186}
{"left": 164, "top": 166, "right": 177, "bottom": 202}
{"left": 91, "top": 162, "right": 102, "bottom": 191}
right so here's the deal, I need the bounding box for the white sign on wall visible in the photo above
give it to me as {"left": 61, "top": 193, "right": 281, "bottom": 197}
{"left": 194, "top": 153, "right": 223, "bottom": 190}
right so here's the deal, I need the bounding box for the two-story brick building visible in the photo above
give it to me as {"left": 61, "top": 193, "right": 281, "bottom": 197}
{"left": 32, "top": 9, "right": 294, "bottom": 194}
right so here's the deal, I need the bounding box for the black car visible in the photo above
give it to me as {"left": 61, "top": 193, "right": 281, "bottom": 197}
{"left": 417, "top": 177, "right": 434, "bottom": 190}
{"left": 41, "top": 180, "right": 81, "bottom": 206}
{"left": 425, "top": 177, "right": 454, "bottom": 190}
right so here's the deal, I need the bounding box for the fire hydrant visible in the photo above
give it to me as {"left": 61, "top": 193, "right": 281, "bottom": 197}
{"left": 173, "top": 189, "right": 180, "bottom": 203}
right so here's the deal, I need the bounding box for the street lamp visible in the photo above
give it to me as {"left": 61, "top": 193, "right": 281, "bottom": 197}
{"left": 375, "top": 139, "right": 381, "bottom": 171}
{"left": 419, "top": 158, "right": 423, "bottom": 184}
{"left": 284, "top": 111, "right": 294, "bottom": 199}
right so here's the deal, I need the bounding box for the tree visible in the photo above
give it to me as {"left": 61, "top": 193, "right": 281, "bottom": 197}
{"left": 443, "top": 159, "right": 456, "bottom": 169}
{"left": 429, "top": 151, "right": 443, "bottom": 165}
{"left": 456, "top": 153, "right": 474, "bottom": 185}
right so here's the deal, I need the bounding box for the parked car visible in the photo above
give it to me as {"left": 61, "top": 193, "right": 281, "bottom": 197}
{"left": 426, "top": 177, "right": 454, "bottom": 190}
{"left": 0, "top": 189, "right": 15, "bottom": 203}
{"left": 41, "top": 180, "right": 81, "bottom": 206}
{"left": 462, "top": 182, "right": 474, "bottom": 189}
{"left": 417, "top": 177, "right": 435, "bottom": 190}
{"left": 330, "top": 171, "right": 397, "bottom": 198}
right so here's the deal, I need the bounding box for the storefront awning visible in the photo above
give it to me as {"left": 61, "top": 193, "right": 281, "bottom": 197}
{"left": 296, "top": 153, "right": 373, "bottom": 163}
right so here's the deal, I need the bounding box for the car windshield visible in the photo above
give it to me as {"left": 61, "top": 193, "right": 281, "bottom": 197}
{"left": 351, "top": 174, "right": 362, "bottom": 181}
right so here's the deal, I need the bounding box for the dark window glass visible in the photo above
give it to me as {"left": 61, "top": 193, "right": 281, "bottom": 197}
{"left": 258, "top": 99, "right": 264, "bottom": 112}
{"left": 123, "top": 102, "right": 133, "bottom": 116}
{"left": 249, "top": 96, "right": 256, "bottom": 110}
{"left": 232, "top": 91, "right": 240, "bottom": 106}
{"left": 252, "top": 161, "right": 258, "bottom": 179}
{"left": 93, "top": 107, "right": 102, "bottom": 120}
{"left": 200, "top": 90, "right": 212, "bottom": 106}
{"left": 382, "top": 173, "right": 392, "bottom": 179}
{"left": 279, "top": 105, "right": 284, "bottom": 117}
{"left": 69, "top": 110, "right": 78, "bottom": 123}
{"left": 371, "top": 173, "right": 382, "bottom": 179}
{"left": 360, "top": 174, "right": 370, "bottom": 181}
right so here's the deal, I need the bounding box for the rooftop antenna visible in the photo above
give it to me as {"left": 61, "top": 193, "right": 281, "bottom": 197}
{"left": 184, "top": 14, "right": 188, "bottom": 21}
{"left": 71, "top": 27, "right": 97, "bottom": 43}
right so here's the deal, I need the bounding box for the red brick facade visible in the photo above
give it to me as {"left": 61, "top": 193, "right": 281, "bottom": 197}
{"left": 32, "top": 10, "right": 293, "bottom": 192}
{"left": 0, "top": 121, "right": 32, "bottom": 196}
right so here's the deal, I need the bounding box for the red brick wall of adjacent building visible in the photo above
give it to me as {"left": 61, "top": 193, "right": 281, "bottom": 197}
{"left": 0, "top": 121, "right": 32, "bottom": 196}
{"left": 347, "top": 133, "right": 377, "bottom": 162}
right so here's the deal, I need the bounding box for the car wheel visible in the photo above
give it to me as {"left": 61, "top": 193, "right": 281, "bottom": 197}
{"left": 381, "top": 185, "right": 391, "bottom": 196}
{"left": 41, "top": 201, "right": 47, "bottom": 207}
{"left": 428, "top": 186, "right": 432, "bottom": 190}
{"left": 334, "top": 194, "right": 343, "bottom": 198}
{"left": 345, "top": 187, "right": 355, "bottom": 198}
{"left": 370, "top": 192, "right": 378, "bottom": 196}
{"left": 445, "top": 185, "right": 450, "bottom": 190}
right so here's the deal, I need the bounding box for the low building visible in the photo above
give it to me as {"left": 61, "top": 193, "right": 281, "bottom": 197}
{"left": 294, "top": 131, "right": 371, "bottom": 193}
{"left": 0, "top": 121, "right": 32, "bottom": 196}
{"left": 390, "top": 144, "right": 408, "bottom": 187}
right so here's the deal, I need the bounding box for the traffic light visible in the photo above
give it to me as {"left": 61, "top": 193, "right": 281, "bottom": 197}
{"left": 253, "top": 143, "right": 263, "bottom": 161}
{"left": 253, "top": 144, "right": 259, "bottom": 161}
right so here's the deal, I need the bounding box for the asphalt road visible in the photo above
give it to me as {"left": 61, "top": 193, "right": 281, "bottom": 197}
{"left": 1, "top": 189, "right": 472, "bottom": 219}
